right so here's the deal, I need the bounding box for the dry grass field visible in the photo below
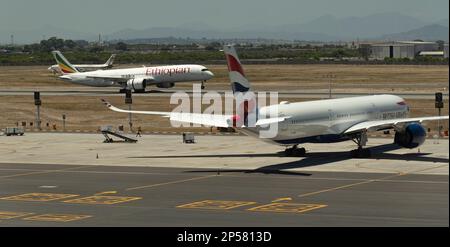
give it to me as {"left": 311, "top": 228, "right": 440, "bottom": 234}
{"left": 0, "top": 64, "right": 448, "bottom": 133}
{"left": 0, "top": 95, "right": 447, "bottom": 133}
{"left": 0, "top": 64, "right": 448, "bottom": 93}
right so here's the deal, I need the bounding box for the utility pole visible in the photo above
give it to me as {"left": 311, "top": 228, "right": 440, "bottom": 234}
{"left": 62, "top": 114, "right": 66, "bottom": 132}
{"left": 34, "top": 92, "right": 41, "bottom": 130}
{"left": 323, "top": 73, "right": 336, "bottom": 99}
{"left": 125, "top": 90, "right": 133, "bottom": 132}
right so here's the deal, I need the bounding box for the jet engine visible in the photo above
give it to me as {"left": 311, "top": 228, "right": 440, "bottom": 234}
{"left": 394, "top": 123, "right": 426, "bottom": 148}
{"left": 127, "top": 78, "right": 147, "bottom": 90}
{"left": 156, "top": 82, "right": 175, "bottom": 88}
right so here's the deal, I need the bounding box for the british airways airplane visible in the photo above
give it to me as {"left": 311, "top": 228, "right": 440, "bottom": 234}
{"left": 102, "top": 45, "right": 448, "bottom": 158}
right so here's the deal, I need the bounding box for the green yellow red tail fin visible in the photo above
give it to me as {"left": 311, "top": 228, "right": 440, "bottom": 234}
{"left": 51, "top": 51, "right": 79, "bottom": 74}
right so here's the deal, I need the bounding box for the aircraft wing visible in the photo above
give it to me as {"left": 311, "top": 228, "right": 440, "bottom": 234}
{"left": 87, "top": 75, "right": 154, "bottom": 83}
{"left": 101, "top": 99, "right": 233, "bottom": 127}
{"left": 344, "top": 116, "right": 449, "bottom": 134}
{"left": 255, "top": 116, "right": 291, "bottom": 126}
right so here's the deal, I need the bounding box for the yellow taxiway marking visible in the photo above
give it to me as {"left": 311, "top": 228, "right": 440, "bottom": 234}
{"left": 248, "top": 203, "right": 327, "bottom": 214}
{"left": 0, "top": 211, "right": 34, "bottom": 220}
{"left": 0, "top": 193, "right": 79, "bottom": 202}
{"left": 94, "top": 191, "right": 117, "bottom": 196}
{"left": 126, "top": 174, "right": 217, "bottom": 191}
{"left": 0, "top": 165, "right": 86, "bottom": 179}
{"left": 64, "top": 195, "right": 141, "bottom": 205}
{"left": 24, "top": 214, "right": 92, "bottom": 222}
{"left": 177, "top": 200, "right": 257, "bottom": 210}
{"left": 272, "top": 197, "right": 293, "bottom": 202}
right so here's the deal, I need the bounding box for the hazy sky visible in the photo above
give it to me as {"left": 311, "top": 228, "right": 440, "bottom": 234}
{"left": 0, "top": 0, "right": 448, "bottom": 33}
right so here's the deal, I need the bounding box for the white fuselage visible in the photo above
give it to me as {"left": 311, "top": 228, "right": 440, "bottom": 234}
{"left": 252, "top": 94, "right": 408, "bottom": 145}
{"left": 59, "top": 64, "right": 214, "bottom": 88}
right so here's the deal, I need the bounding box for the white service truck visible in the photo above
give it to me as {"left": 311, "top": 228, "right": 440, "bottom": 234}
{"left": 5, "top": 127, "right": 24, "bottom": 136}
{"left": 182, "top": 132, "right": 195, "bottom": 144}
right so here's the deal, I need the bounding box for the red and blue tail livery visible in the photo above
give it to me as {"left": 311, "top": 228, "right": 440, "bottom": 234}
{"left": 223, "top": 45, "right": 251, "bottom": 93}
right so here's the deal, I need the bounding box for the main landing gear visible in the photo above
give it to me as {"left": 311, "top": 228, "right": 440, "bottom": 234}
{"left": 119, "top": 88, "right": 145, "bottom": 93}
{"left": 350, "top": 132, "right": 371, "bottom": 158}
{"left": 284, "top": 145, "right": 306, "bottom": 157}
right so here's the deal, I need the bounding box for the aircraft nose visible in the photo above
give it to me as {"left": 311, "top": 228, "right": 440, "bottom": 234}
{"left": 204, "top": 70, "right": 214, "bottom": 79}
{"left": 59, "top": 75, "right": 72, "bottom": 81}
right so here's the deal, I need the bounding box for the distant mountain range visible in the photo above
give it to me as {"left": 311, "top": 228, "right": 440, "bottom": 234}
{"left": 274, "top": 12, "right": 431, "bottom": 39}
{"left": 380, "top": 24, "right": 449, "bottom": 41}
{"left": 107, "top": 13, "right": 449, "bottom": 42}
{"left": 2, "top": 13, "right": 448, "bottom": 44}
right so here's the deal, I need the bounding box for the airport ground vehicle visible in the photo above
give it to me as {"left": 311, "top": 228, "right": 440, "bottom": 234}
{"left": 182, "top": 132, "right": 195, "bottom": 143}
{"left": 4, "top": 127, "right": 24, "bottom": 136}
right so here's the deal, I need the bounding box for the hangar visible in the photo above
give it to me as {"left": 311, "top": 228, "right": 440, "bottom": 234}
{"left": 361, "top": 41, "right": 440, "bottom": 60}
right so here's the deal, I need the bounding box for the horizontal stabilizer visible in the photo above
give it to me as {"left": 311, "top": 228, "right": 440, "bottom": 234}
{"left": 101, "top": 99, "right": 233, "bottom": 127}
{"left": 255, "top": 117, "right": 290, "bottom": 126}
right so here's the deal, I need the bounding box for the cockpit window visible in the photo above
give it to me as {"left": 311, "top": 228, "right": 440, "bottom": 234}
{"left": 201, "top": 68, "right": 209, "bottom": 71}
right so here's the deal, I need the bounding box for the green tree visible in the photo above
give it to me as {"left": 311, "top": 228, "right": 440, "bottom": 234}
{"left": 115, "top": 42, "right": 128, "bottom": 51}
{"left": 40, "top": 37, "right": 64, "bottom": 51}
{"left": 332, "top": 49, "right": 346, "bottom": 58}
{"left": 89, "top": 46, "right": 104, "bottom": 53}
{"left": 64, "top": 39, "right": 77, "bottom": 49}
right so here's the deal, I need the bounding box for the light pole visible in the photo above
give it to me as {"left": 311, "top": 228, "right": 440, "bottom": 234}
{"left": 435, "top": 92, "right": 444, "bottom": 140}
{"left": 62, "top": 114, "right": 66, "bottom": 132}
{"left": 34, "top": 92, "right": 41, "bottom": 130}
{"left": 323, "top": 73, "right": 336, "bottom": 99}
{"left": 125, "top": 90, "right": 133, "bottom": 132}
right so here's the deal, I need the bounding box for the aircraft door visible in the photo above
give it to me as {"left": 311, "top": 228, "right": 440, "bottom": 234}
{"left": 328, "top": 109, "right": 336, "bottom": 122}
{"left": 278, "top": 110, "right": 288, "bottom": 133}
{"left": 368, "top": 103, "right": 380, "bottom": 120}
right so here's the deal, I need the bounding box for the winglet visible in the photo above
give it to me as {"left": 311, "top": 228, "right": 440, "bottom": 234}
{"left": 100, "top": 99, "right": 112, "bottom": 108}
{"left": 100, "top": 98, "right": 131, "bottom": 113}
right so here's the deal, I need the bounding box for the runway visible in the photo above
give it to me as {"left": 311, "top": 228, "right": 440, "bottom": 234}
{"left": 0, "top": 163, "right": 447, "bottom": 226}
{"left": 0, "top": 88, "right": 447, "bottom": 99}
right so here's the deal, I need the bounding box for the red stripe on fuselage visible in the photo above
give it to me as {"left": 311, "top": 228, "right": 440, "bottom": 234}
{"left": 226, "top": 54, "right": 245, "bottom": 76}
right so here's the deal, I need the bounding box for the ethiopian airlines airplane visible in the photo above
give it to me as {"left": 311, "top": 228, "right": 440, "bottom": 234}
{"left": 48, "top": 52, "right": 116, "bottom": 74}
{"left": 102, "top": 45, "right": 448, "bottom": 157}
{"left": 52, "top": 51, "right": 214, "bottom": 92}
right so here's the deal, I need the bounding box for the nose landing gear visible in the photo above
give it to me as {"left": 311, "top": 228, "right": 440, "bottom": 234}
{"left": 350, "top": 131, "right": 371, "bottom": 158}
{"left": 201, "top": 80, "right": 205, "bottom": 90}
{"left": 285, "top": 145, "right": 306, "bottom": 157}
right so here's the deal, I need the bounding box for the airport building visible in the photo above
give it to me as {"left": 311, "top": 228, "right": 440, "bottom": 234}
{"left": 361, "top": 41, "right": 440, "bottom": 60}
{"left": 444, "top": 43, "right": 449, "bottom": 58}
